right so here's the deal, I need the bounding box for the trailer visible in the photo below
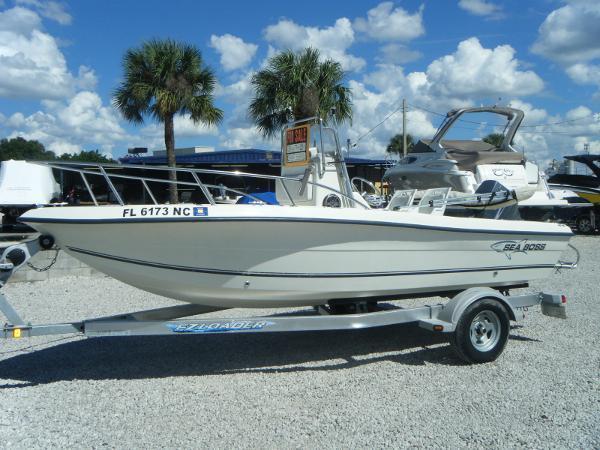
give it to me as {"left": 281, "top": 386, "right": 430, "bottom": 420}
{"left": 0, "top": 237, "right": 574, "bottom": 364}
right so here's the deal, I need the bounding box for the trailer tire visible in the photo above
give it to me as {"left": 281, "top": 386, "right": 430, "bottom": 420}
{"left": 452, "top": 299, "right": 510, "bottom": 364}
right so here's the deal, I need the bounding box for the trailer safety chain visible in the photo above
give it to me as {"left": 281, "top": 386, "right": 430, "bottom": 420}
{"left": 26, "top": 249, "right": 60, "bottom": 272}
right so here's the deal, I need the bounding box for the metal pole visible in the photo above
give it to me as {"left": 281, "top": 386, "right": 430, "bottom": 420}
{"left": 190, "top": 171, "right": 216, "bottom": 205}
{"left": 80, "top": 173, "right": 98, "bottom": 206}
{"left": 99, "top": 166, "right": 124, "bottom": 206}
{"left": 402, "top": 98, "right": 407, "bottom": 157}
{"left": 141, "top": 179, "right": 158, "bottom": 205}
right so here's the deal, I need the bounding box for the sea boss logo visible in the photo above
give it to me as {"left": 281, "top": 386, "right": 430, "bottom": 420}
{"left": 491, "top": 239, "right": 546, "bottom": 259}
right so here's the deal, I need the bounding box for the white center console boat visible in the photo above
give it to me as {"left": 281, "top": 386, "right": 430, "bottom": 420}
{"left": 1, "top": 117, "right": 577, "bottom": 364}
{"left": 19, "top": 118, "right": 573, "bottom": 308}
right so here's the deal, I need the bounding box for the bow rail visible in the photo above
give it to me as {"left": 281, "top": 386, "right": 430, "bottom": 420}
{"left": 29, "top": 160, "right": 371, "bottom": 209}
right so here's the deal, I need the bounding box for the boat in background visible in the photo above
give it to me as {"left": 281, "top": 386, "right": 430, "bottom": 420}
{"left": 547, "top": 154, "right": 599, "bottom": 233}
{"left": 19, "top": 118, "right": 573, "bottom": 309}
{"left": 548, "top": 154, "right": 600, "bottom": 205}
{"left": 0, "top": 160, "right": 61, "bottom": 230}
{"left": 383, "top": 106, "right": 577, "bottom": 223}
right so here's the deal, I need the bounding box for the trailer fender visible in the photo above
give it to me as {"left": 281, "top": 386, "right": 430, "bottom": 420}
{"left": 436, "top": 287, "right": 517, "bottom": 332}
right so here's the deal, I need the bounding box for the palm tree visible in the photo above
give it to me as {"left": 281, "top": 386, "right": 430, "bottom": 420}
{"left": 249, "top": 48, "right": 352, "bottom": 138}
{"left": 483, "top": 133, "right": 504, "bottom": 148}
{"left": 386, "top": 133, "right": 414, "bottom": 154}
{"left": 113, "top": 39, "right": 223, "bottom": 203}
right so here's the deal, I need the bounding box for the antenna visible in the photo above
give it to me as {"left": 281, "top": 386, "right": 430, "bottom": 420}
{"left": 402, "top": 99, "right": 407, "bottom": 157}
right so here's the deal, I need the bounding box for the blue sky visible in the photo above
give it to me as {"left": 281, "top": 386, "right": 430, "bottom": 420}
{"left": 0, "top": 0, "right": 599, "bottom": 165}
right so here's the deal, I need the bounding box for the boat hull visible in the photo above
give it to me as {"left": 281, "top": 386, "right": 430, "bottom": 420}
{"left": 20, "top": 204, "right": 573, "bottom": 308}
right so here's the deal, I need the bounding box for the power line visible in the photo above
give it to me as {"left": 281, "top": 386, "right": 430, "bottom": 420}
{"left": 520, "top": 115, "right": 597, "bottom": 128}
{"left": 353, "top": 102, "right": 599, "bottom": 144}
{"left": 409, "top": 102, "right": 599, "bottom": 130}
{"left": 408, "top": 103, "right": 445, "bottom": 117}
{"left": 353, "top": 102, "right": 405, "bottom": 144}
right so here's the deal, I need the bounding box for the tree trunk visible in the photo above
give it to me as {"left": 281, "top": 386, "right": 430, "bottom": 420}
{"left": 164, "top": 114, "right": 178, "bottom": 204}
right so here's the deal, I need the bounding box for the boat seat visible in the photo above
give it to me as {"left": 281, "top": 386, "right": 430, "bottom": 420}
{"left": 417, "top": 188, "right": 451, "bottom": 215}
{"left": 387, "top": 189, "right": 417, "bottom": 211}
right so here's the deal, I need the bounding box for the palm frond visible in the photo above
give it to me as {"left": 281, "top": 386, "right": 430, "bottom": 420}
{"left": 113, "top": 38, "right": 222, "bottom": 129}
{"left": 248, "top": 47, "right": 352, "bottom": 137}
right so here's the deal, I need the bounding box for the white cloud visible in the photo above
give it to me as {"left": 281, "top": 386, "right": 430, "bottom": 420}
{"left": 140, "top": 114, "right": 219, "bottom": 140}
{"left": 214, "top": 71, "right": 280, "bottom": 150}
{"left": 264, "top": 18, "right": 365, "bottom": 71}
{"left": 5, "top": 91, "right": 128, "bottom": 156}
{"left": 48, "top": 140, "right": 80, "bottom": 155}
{"left": 566, "top": 63, "right": 600, "bottom": 89}
{"left": 75, "top": 65, "right": 98, "bottom": 90}
{"left": 0, "top": 5, "right": 40, "bottom": 33}
{"left": 220, "top": 126, "right": 277, "bottom": 150}
{"left": 217, "top": 75, "right": 252, "bottom": 104}
{"left": 354, "top": 2, "right": 425, "bottom": 42}
{"left": 218, "top": 37, "right": 547, "bottom": 161}
{"left": 6, "top": 112, "right": 26, "bottom": 128}
{"left": 531, "top": 1, "right": 600, "bottom": 65}
{"left": 210, "top": 34, "right": 258, "bottom": 71}
{"left": 0, "top": 6, "right": 87, "bottom": 100}
{"left": 531, "top": 1, "right": 600, "bottom": 94}
{"left": 15, "top": 0, "right": 71, "bottom": 25}
{"left": 418, "top": 38, "right": 543, "bottom": 101}
{"left": 508, "top": 99, "right": 548, "bottom": 125}
{"left": 338, "top": 66, "right": 437, "bottom": 158}
{"left": 333, "top": 37, "right": 545, "bottom": 160}
{"left": 458, "top": 0, "right": 503, "bottom": 19}
{"left": 377, "top": 44, "right": 422, "bottom": 64}
{"left": 509, "top": 103, "right": 600, "bottom": 166}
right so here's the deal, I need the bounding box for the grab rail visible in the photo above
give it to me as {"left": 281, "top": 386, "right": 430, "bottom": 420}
{"left": 29, "top": 161, "right": 371, "bottom": 209}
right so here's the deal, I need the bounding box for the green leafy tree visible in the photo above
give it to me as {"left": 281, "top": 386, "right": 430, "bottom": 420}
{"left": 113, "top": 39, "right": 223, "bottom": 203}
{"left": 483, "top": 133, "right": 504, "bottom": 147}
{"left": 249, "top": 47, "right": 352, "bottom": 138}
{"left": 386, "top": 134, "right": 414, "bottom": 154}
{"left": 0, "top": 137, "right": 56, "bottom": 161}
{"left": 58, "top": 149, "right": 114, "bottom": 163}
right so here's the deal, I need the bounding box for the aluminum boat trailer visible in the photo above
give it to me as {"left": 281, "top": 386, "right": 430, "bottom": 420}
{"left": 0, "top": 238, "right": 571, "bottom": 364}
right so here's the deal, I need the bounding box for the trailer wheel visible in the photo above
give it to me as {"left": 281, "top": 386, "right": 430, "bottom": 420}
{"left": 576, "top": 215, "right": 594, "bottom": 234}
{"left": 452, "top": 299, "right": 510, "bottom": 364}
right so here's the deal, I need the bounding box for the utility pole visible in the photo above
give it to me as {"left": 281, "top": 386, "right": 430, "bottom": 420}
{"left": 402, "top": 98, "right": 407, "bottom": 157}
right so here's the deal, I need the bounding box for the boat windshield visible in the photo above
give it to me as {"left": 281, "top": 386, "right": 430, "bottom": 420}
{"left": 310, "top": 124, "right": 340, "bottom": 158}
{"left": 439, "top": 111, "right": 514, "bottom": 151}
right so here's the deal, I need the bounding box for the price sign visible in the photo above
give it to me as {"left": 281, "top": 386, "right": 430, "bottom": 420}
{"left": 285, "top": 125, "right": 310, "bottom": 166}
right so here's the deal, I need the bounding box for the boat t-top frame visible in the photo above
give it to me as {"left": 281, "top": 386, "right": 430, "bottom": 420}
{"left": 431, "top": 106, "right": 525, "bottom": 153}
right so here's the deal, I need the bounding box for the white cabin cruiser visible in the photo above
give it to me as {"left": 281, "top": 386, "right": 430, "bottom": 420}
{"left": 20, "top": 118, "right": 573, "bottom": 309}
{"left": 383, "top": 107, "right": 573, "bottom": 222}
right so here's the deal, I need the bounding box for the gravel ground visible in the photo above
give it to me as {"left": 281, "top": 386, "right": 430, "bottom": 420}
{"left": 0, "top": 236, "right": 598, "bottom": 448}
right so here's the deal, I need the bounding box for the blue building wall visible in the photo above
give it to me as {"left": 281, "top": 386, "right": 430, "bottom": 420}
{"left": 120, "top": 149, "right": 388, "bottom": 166}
